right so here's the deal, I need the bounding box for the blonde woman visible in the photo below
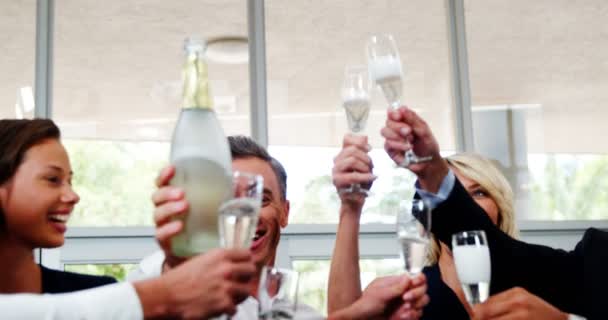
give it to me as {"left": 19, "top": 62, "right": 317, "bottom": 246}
{"left": 328, "top": 140, "right": 517, "bottom": 319}
{"left": 383, "top": 107, "right": 579, "bottom": 319}
{"left": 422, "top": 153, "right": 518, "bottom": 319}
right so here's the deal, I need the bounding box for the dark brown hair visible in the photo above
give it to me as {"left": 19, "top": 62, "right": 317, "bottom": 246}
{"left": 228, "top": 135, "right": 287, "bottom": 201}
{"left": 0, "top": 119, "right": 61, "bottom": 225}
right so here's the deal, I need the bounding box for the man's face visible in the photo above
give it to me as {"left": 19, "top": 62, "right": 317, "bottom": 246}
{"left": 232, "top": 157, "right": 289, "bottom": 269}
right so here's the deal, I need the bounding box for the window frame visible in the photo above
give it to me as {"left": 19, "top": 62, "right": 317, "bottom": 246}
{"left": 41, "top": 221, "right": 607, "bottom": 269}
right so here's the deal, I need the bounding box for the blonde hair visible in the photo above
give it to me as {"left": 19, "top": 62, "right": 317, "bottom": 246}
{"left": 427, "top": 153, "right": 518, "bottom": 265}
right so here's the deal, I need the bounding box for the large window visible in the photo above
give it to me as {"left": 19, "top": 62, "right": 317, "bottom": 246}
{"left": 53, "top": 0, "right": 251, "bottom": 226}
{"left": 266, "top": 0, "right": 455, "bottom": 223}
{"left": 0, "top": 0, "right": 35, "bottom": 118}
{"left": 465, "top": 0, "right": 608, "bottom": 220}
{"left": 11, "top": 1, "right": 608, "bottom": 315}
{"left": 294, "top": 259, "right": 402, "bottom": 315}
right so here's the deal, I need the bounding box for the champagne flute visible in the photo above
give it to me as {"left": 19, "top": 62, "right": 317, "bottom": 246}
{"left": 258, "top": 266, "right": 300, "bottom": 320}
{"left": 366, "top": 34, "right": 432, "bottom": 167}
{"left": 396, "top": 199, "right": 431, "bottom": 275}
{"left": 339, "top": 65, "right": 372, "bottom": 196}
{"left": 342, "top": 65, "right": 371, "bottom": 134}
{"left": 452, "top": 230, "right": 491, "bottom": 304}
{"left": 214, "top": 171, "right": 263, "bottom": 320}
{"left": 218, "top": 171, "right": 264, "bottom": 249}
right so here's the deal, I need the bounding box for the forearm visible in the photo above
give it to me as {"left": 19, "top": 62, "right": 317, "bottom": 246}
{"left": 327, "top": 300, "right": 367, "bottom": 320}
{"left": 327, "top": 204, "right": 363, "bottom": 313}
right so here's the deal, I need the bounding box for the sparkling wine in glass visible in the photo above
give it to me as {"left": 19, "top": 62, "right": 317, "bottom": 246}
{"left": 214, "top": 171, "right": 263, "bottom": 320}
{"left": 258, "top": 266, "right": 300, "bottom": 320}
{"left": 342, "top": 65, "right": 371, "bottom": 134}
{"left": 366, "top": 34, "right": 432, "bottom": 167}
{"left": 218, "top": 171, "right": 263, "bottom": 249}
{"left": 452, "top": 230, "right": 491, "bottom": 304}
{"left": 396, "top": 199, "right": 431, "bottom": 275}
{"left": 339, "top": 65, "right": 372, "bottom": 196}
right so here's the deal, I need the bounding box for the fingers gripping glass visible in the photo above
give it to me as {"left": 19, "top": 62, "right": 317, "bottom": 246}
{"left": 452, "top": 230, "right": 491, "bottom": 304}
{"left": 258, "top": 267, "right": 300, "bottom": 320}
{"left": 339, "top": 65, "right": 372, "bottom": 196}
{"left": 366, "top": 34, "right": 432, "bottom": 167}
{"left": 396, "top": 199, "right": 431, "bottom": 276}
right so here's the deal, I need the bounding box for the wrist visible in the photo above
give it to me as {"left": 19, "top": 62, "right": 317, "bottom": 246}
{"left": 339, "top": 202, "right": 363, "bottom": 220}
{"left": 417, "top": 158, "right": 449, "bottom": 193}
{"left": 163, "top": 255, "right": 186, "bottom": 272}
{"left": 328, "top": 301, "right": 366, "bottom": 320}
{"left": 344, "top": 299, "right": 371, "bottom": 320}
{"left": 133, "top": 277, "right": 175, "bottom": 318}
{"left": 339, "top": 195, "right": 365, "bottom": 211}
{"left": 161, "top": 259, "right": 170, "bottom": 273}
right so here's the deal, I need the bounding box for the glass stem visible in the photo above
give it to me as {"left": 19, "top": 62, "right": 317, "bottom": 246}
{"left": 391, "top": 100, "right": 401, "bottom": 109}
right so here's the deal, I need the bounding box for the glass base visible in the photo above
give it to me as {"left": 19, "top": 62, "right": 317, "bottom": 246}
{"left": 399, "top": 150, "right": 433, "bottom": 167}
{"left": 338, "top": 183, "right": 371, "bottom": 197}
{"left": 259, "top": 309, "right": 295, "bottom": 320}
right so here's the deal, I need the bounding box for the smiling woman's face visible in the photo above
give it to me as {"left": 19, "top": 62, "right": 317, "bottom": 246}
{"left": 0, "top": 138, "right": 80, "bottom": 248}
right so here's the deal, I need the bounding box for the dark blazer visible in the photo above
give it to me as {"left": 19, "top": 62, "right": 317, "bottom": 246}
{"left": 422, "top": 264, "right": 469, "bottom": 320}
{"left": 427, "top": 177, "right": 608, "bottom": 320}
{"left": 40, "top": 265, "right": 116, "bottom": 293}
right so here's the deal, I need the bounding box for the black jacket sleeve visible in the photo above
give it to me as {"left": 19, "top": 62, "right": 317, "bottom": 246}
{"left": 426, "top": 177, "right": 584, "bottom": 316}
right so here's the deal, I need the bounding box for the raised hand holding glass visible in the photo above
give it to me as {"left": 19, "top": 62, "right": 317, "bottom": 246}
{"left": 366, "top": 34, "right": 432, "bottom": 167}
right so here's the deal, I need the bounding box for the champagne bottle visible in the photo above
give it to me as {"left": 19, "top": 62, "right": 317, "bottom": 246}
{"left": 169, "top": 37, "right": 232, "bottom": 257}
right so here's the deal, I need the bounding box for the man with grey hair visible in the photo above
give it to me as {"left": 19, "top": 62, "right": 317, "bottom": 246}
{"left": 130, "top": 135, "right": 427, "bottom": 319}
{"left": 130, "top": 135, "right": 309, "bottom": 318}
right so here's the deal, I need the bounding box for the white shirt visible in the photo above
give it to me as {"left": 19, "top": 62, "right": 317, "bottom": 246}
{"left": 229, "top": 297, "right": 323, "bottom": 320}
{"left": 0, "top": 282, "right": 143, "bottom": 320}
{"left": 128, "top": 251, "right": 324, "bottom": 320}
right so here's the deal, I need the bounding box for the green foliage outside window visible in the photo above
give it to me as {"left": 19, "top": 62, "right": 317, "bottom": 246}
{"left": 64, "top": 263, "right": 137, "bottom": 281}
{"left": 65, "top": 139, "right": 168, "bottom": 226}
{"left": 64, "top": 139, "right": 608, "bottom": 224}
{"left": 530, "top": 155, "right": 608, "bottom": 220}
{"left": 294, "top": 259, "right": 403, "bottom": 315}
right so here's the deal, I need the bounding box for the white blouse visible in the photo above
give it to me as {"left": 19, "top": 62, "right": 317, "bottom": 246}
{"left": 0, "top": 282, "right": 142, "bottom": 320}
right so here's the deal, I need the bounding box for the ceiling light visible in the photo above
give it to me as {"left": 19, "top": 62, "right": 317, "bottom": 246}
{"left": 205, "top": 36, "right": 249, "bottom": 64}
